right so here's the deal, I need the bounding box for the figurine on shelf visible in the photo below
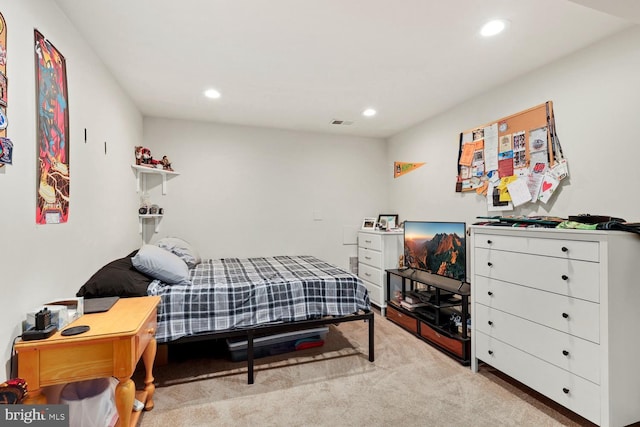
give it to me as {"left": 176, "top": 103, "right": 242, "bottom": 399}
{"left": 141, "top": 148, "right": 161, "bottom": 168}
{"left": 161, "top": 155, "right": 173, "bottom": 171}
{"left": 134, "top": 146, "right": 143, "bottom": 165}
{"left": 135, "top": 146, "right": 173, "bottom": 170}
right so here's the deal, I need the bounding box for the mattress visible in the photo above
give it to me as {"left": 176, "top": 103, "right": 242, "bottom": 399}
{"left": 147, "top": 255, "right": 370, "bottom": 343}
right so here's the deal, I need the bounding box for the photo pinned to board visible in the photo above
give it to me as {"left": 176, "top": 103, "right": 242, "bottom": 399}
{"left": 538, "top": 173, "right": 560, "bottom": 204}
{"left": 0, "top": 107, "right": 7, "bottom": 130}
{"left": 0, "top": 37, "right": 5, "bottom": 68}
{"left": 0, "top": 72, "right": 6, "bottom": 107}
{"left": 0, "top": 137, "right": 13, "bottom": 165}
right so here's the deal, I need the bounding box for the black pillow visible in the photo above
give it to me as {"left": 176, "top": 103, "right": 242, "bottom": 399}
{"left": 76, "top": 253, "right": 154, "bottom": 298}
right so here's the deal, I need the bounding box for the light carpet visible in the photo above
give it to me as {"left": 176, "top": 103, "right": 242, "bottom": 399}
{"left": 136, "top": 311, "right": 594, "bottom": 427}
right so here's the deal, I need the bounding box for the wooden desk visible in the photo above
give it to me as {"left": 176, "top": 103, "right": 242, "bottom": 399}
{"left": 15, "top": 296, "right": 160, "bottom": 427}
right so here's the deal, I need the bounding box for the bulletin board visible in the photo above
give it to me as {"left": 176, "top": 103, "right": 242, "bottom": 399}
{"left": 455, "top": 101, "right": 568, "bottom": 210}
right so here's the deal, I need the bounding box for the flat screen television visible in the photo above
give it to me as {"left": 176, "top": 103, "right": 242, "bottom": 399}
{"left": 403, "top": 221, "right": 466, "bottom": 281}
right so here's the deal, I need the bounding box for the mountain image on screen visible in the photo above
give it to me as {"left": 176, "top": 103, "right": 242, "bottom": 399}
{"left": 405, "top": 229, "right": 465, "bottom": 280}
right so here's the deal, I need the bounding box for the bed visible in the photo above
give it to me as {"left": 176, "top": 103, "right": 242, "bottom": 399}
{"left": 77, "top": 240, "right": 374, "bottom": 383}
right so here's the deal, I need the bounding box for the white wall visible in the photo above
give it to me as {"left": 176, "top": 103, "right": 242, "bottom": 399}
{"left": 0, "top": 0, "right": 142, "bottom": 375}
{"left": 142, "top": 118, "right": 389, "bottom": 269}
{"left": 388, "top": 26, "right": 640, "bottom": 227}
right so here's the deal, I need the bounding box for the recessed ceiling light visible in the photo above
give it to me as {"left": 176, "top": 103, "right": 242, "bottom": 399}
{"left": 204, "top": 88, "right": 221, "bottom": 99}
{"left": 480, "top": 19, "right": 510, "bottom": 37}
{"left": 362, "top": 108, "right": 377, "bottom": 117}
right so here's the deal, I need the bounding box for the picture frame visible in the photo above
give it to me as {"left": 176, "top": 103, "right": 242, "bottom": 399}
{"left": 378, "top": 214, "right": 399, "bottom": 230}
{"left": 362, "top": 217, "right": 377, "bottom": 230}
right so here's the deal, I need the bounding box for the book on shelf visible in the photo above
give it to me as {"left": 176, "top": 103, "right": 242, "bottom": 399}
{"left": 400, "top": 300, "right": 428, "bottom": 311}
{"left": 404, "top": 291, "right": 429, "bottom": 304}
{"left": 403, "top": 293, "right": 423, "bottom": 304}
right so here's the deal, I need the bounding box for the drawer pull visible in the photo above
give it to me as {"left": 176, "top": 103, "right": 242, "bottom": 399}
{"left": 487, "top": 291, "right": 493, "bottom": 296}
{"left": 562, "top": 350, "right": 569, "bottom": 356}
{"left": 147, "top": 328, "right": 155, "bottom": 335}
{"left": 562, "top": 387, "right": 570, "bottom": 394}
{"left": 365, "top": 272, "right": 371, "bottom": 277}
{"left": 487, "top": 321, "right": 493, "bottom": 326}
{"left": 365, "top": 240, "right": 372, "bottom": 243}
{"left": 365, "top": 256, "right": 372, "bottom": 260}
{"left": 488, "top": 350, "right": 493, "bottom": 355}
{"left": 487, "top": 240, "right": 492, "bottom": 244}
{"left": 561, "top": 274, "right": 569, "bottom": 281}
{"left": 561, "top": 246, "right": 568, "bottom": 252}
{"left": 487, "top": 262, "right": 493, "bottom": 267}
{"left": 562, "top": 312, "right": 569, "bottom": 319}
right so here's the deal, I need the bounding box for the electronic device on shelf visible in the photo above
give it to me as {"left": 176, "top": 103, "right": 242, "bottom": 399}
{"left": 405, "top": 289, "right": 457, "bottom": 305}
{"left": 22, "top": 307, "right": 57, "bottom": 341}
{"left": 567, "top": 214, "right": 625, "bottom": 224}
{"left": 403, "top": 220, "right": 466, "bottom": 282}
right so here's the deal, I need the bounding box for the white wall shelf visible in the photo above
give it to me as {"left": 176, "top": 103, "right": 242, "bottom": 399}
{"left": 131, "top": 164, "right": 179, "bottom": 195}
{"left": 132, "top": 164, "right": 179, "bottom": 241}
{"left": 138, "top": 214, "right": 163, "bottom": 234}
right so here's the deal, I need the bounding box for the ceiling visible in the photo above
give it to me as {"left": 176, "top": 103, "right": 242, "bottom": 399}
{"left": 54, "top": 0, "right": 638, "bottom": 138}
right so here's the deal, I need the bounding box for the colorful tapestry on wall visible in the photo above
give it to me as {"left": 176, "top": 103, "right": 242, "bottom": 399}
{"left": 0, "top": 12, "right": 8, "bottom": 169}
{"left": 34, "top": 30, "right": 69, "bottom": 224}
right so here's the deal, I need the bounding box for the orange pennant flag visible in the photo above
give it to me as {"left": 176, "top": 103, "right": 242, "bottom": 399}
{"left": 394, "top": 162, "right": 425, "bottom": 178}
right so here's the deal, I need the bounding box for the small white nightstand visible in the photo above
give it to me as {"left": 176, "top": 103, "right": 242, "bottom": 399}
{"left": 357, "top": 229, "right": 403, "bottom": 315}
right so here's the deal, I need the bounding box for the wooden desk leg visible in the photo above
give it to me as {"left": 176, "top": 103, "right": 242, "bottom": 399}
{"left": 142, "top": 335, "right": 157, "bottom": 411}
{"left": 115, "top": 378, "right": 135, "bottom": 427}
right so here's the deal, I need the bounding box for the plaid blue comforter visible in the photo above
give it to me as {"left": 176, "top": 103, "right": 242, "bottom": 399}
{"left": 147, "top": 255, "right": 370, "bottom": 343}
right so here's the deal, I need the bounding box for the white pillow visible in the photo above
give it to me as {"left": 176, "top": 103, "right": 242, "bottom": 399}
{"left": 132, "top": 244, "right": 190, "bottom": 285}
{"left": 156, "top": 237, "right": 201, "bottom": 268}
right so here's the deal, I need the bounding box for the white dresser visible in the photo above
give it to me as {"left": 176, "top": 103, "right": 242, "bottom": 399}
{"left": 358, "top": 230, "right": 403, "bottom": 315}
{"left": 470, "top": 226, "right": 640, "bottom": 427}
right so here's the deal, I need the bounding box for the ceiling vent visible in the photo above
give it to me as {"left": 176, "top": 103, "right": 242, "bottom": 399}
{"left": 331, "top": 119, "right": 354, "bottom": 126}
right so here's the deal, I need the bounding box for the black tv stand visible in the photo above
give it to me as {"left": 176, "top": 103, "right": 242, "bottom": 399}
{"left": 385, "top": 269, "right": 471, "bottom": 365}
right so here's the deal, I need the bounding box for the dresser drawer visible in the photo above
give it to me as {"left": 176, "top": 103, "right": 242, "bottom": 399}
{"left": 386, "top": 304, "right": 418, "bottom": 334}
{"left": 419, "top": 321, "right": 464, "bottom": 357}
{"left": 475, "top": 303, "right": 600, "bottom": 384}
{"left": 361, "top": 278, "right": 383, "bottom": 307}
{"left": 474, "top": 233, "right": 599, "bottom": 262}
{"left": 359, "top": 233, "right": 382, "bottom": 251}
{"left": 474, "top": 248, "right": 600, "bottom": 302}
{"left": 358, "top": 247, "right": 382, "bottom": 268}
{"left": 358, "top": 262, "right": 382, "bottom": 287}
{"left": 475, "top": 332, "right": 600, "bottom": 425}
{"left": 474, "top": 276, "right": 600, "bottom": 343}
